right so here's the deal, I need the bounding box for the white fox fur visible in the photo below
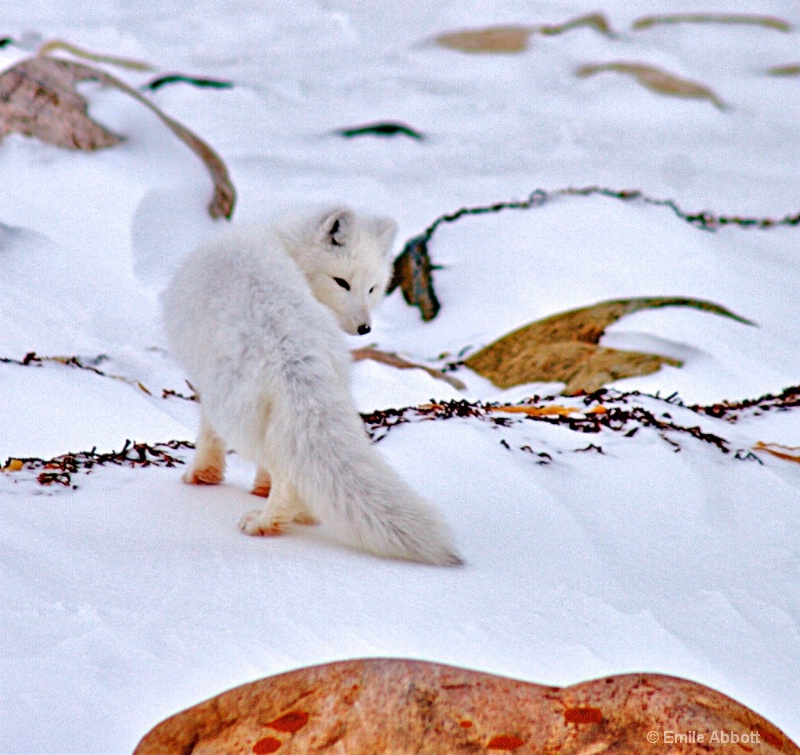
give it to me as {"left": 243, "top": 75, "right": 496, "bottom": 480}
{"left": 161, "top": 206, "right": 461, "bottom": 565}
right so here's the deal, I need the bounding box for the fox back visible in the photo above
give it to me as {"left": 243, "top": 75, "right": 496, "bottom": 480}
{"left": 161, "top": 206, "right": 461, "bottom": 564}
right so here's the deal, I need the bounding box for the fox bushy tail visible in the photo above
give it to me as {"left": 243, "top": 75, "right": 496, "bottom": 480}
{"left": 264, "top": 372, "right": 462, "bottom": 566}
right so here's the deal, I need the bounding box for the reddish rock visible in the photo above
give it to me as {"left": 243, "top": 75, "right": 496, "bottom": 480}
{"left": 134, "top": 658, "right": 797, "bottom": 754}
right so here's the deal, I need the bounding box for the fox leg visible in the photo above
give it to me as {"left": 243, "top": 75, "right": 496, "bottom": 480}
{"left": 239, "top": 478, "right": 317, "bottom": 535}
{"left": 183, "top": 413, "right": 226, "bottom": 485}
{"left": 282, "top": 482, "right": 318, "bottom": 526}
{"left": 292, "top": 508, "right": 319, "bottom": 526}
{"left": 251, "top": 467, "right": 317, "bottom": 525}
{"left": 251, "top": 466, "right": 272, "bottom": 497}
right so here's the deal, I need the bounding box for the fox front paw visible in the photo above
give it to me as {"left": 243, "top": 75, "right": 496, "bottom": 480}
{"left": 251, "top": 467, "right": 272, "bottom": 497}
{"left": 238, "top": 510, "right": 284, "bottom": 537}
{"left": 250, "top": 481, "right": 272, "bottom": 498}
{"left": 182, "top": 465, "right": 224, "bottom": 486}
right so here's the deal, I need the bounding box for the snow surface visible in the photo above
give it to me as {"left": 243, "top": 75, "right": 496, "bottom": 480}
{"left": 1, "top": 1, "right": 799, "bottom": 752}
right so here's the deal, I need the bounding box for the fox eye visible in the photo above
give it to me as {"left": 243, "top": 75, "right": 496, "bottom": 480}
{"left": 333, "top": 277, "right": 350, "bottom": 291}
{"left": 369, "top": 286, "right": 376, "bottom": 294}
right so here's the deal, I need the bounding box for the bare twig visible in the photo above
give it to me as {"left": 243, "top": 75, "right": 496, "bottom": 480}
{"left": 5, "top": 386, "right": 797, "bottom": 486}
{"left": 0, "top": 56, "right": 235, "bottom": 218}
{"left": 351, "top": 347, "right": 466, "bottom": 390}
{"left": 632, "top": 14, "right": 791, "bottom": 32}
{"left": 391, "top": 187, "right": 800, "bottom": 320}
{"left": 2, "top": 440, "right": 194, "bottom": 486}
{"left": 37, "top": 39, "right": 155, "bottom": 71}
{"left": 0, "top": 352, "right": 152, "bottom": 394}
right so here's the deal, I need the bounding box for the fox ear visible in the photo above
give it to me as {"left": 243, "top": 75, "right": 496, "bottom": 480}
{"left": 374, "top": 217, "right": 398, "bottom": 255}
{"left": 317, "top": 208, "right": 354, "bottom": 250}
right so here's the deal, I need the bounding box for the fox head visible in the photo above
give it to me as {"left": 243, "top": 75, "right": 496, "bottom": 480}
{"left": 282, "top": 207, "right": 398, "bottom": 336}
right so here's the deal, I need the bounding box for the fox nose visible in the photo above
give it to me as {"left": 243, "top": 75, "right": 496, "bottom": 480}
{"left": 357, "top": 324, "right": 371, "bottom": 335}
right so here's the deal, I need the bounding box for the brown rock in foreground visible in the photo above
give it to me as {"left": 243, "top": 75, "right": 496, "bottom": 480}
{"left": 134, "top": 658, "right": 797, "bottom": 754}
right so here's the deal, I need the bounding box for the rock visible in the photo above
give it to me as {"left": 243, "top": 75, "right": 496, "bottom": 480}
{"left": 134, "top": 658, "right": 797, "bottom": 754}
{"left": 465, "top": 297, "right": 752, "bottom": 394}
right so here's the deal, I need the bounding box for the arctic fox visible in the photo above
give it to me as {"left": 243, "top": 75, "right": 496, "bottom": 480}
{"left": 161, "top": 206, "right": 461, "bottom": 565}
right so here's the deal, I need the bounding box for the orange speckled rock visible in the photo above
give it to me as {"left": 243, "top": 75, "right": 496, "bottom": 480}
{"left": 134, "top": 659, "right": 797, "bottom": 754}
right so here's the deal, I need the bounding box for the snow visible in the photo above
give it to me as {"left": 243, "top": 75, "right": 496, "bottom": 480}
{"left": 1, "top": 1, "right": 799, "bottom": 751}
